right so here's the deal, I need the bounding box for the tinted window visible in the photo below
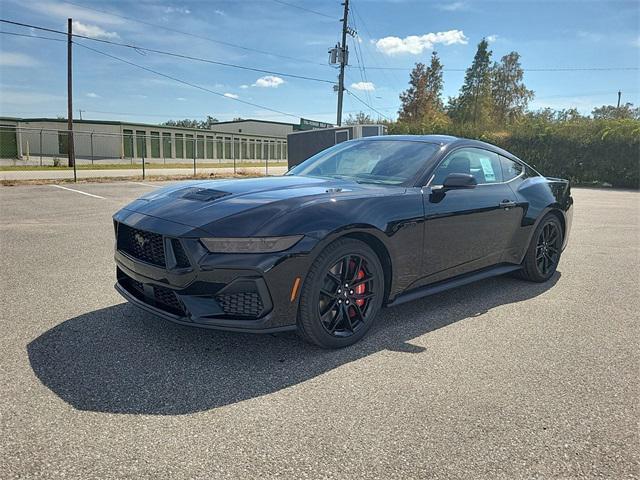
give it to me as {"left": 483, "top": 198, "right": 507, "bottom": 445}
{"left": 432, "top": 148, "right": 503, "bottom": 185}
{"left": 500, "top": 156, "right": 524, "bottom": 181}
{"left": 288, "top": 140, "right": 439, "bottom": 185}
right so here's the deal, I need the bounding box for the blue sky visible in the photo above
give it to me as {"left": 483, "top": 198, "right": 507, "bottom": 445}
{"left": 1, "top": 0, "right": 638, "bottom": 125}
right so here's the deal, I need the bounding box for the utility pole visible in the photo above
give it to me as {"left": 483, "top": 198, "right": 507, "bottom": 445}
{"left": 617, "top": 90, "right": 622, "bottom": 108}
{"left": 78, "top": 109, "right": 84, "bottom": 120}
{"left": 67, "top": 18, "right": 76, "bottom": 171}
{"left": 336, "top": 0, "right": 349, "bottom": 126}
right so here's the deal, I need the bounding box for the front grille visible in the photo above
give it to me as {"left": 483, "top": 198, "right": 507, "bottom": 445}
{"left": 117, "top": 268, "right": 186, "bottom": 317}
{"left": 215, "top": 292, "right": 264, "bottom": 318}
{"left": 153, "top": 285, "right": 186, "bottom": 316}
{"left": 117, "top": 223, "right": 165, "bottom": 267}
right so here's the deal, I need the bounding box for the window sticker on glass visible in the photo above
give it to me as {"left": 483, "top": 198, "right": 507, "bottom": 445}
{"left": 479, "top": 157, "right": 496, "bottom": 182}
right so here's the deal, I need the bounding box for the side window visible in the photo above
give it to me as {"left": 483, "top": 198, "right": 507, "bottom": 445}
{"left": 500, "top": 156, "right": 524, "bottom": 181}
{"left": 431, "top": 148, "right": 502, "bottom": 185}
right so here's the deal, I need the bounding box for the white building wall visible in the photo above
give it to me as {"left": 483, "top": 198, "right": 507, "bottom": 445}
{"left": 2, "top": 118, "right": 290, "bottom": 164}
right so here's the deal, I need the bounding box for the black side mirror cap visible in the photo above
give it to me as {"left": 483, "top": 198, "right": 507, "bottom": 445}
{"left": 442, "top": 173, "right": 477, "bottom": 190}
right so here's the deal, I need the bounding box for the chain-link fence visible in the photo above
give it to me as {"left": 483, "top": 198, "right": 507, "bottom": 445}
{"left": 0, "top": 125, "right": 289, "bottom": 181}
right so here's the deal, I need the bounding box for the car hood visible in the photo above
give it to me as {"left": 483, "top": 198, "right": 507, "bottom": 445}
{"left": 119, "top": 175, "right": 405, "bottom": 235}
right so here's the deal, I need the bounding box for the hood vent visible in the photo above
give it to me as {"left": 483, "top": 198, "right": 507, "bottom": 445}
{"left": 174, "top": 187, "right": 231, "bottom": 202}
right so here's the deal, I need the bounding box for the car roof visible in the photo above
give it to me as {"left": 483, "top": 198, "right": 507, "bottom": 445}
{"left": 358, "top": 134, "right": 522, "bottom": 162}
{"left": 359, "top": 134, "right": 459, "bottom": 145}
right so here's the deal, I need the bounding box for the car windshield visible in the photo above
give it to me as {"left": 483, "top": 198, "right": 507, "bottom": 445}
{"left": 287, "top": 140, "right": 440, "bottom": 185}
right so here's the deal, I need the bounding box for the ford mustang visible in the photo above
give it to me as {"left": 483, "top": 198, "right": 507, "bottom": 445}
{"left": 113, "top": 135, "right": 573, "bottom": 348}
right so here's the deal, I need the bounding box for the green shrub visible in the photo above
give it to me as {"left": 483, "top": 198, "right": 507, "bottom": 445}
{"left": 388, "top": 118, "right": 640, "bottom": 188}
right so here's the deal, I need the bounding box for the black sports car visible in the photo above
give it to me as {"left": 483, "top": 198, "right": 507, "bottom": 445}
{"left": 113, "top": 135, "right": 573, "bottom": 348}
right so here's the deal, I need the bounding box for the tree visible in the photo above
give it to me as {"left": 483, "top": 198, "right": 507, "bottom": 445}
{"left": 526, "top": 108, "right": 584, "bottom": 122}
{"left": 592, "top": 103, "right": 640, "bottom": 120}
{"left": 344, "top": 111, "right": 374, "bottom": 125}
{"left": 162, "top": 119, "right": 199, "bottom": 128}
{"left": 162, "top": 116, "right": 219, "bottom": 129}
{"left": 200, "top": 115, "right": 219, "bottom": 128}
{"left": 447, "top": 39, "right": 493, "bottom": 125}
{"left": 398, "top": 51, "right": 445, "bottom": 123}
{"left": 491, "top": 52, "right": 534, "bottom": 124}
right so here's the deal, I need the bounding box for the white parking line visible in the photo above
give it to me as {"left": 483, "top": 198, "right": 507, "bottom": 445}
{"left": 128, "top": 181, "right": 159, "bottom": 188}
{"left": 51, "top": 184, "right": 105, "bottom": 199}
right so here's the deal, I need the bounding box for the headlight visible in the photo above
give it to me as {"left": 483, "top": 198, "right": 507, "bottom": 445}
{"left": 200, "top": 235, "right": 303, "bottom": 253}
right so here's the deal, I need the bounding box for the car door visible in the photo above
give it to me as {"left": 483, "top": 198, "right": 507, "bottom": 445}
{"left": 419, "top": 147, "right": 523, "bottom": 284}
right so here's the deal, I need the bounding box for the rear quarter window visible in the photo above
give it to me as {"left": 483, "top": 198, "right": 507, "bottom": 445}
{"left": 500, "top": 156, "right": 524, "bottom": 181}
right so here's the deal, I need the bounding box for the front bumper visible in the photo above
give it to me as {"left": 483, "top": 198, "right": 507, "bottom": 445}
{"left": 115, "top": 282, "right": 295, "bottom": 333}
{"left": 113, "top": 210, "right": 316, "bottom": 332}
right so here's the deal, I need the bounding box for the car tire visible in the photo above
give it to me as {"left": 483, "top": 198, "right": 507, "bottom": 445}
{"left": 297, "top": 238, "right": 385, "bottom": 348}
{"left": 519, "top": 213, "right": 564, "bottom": 282}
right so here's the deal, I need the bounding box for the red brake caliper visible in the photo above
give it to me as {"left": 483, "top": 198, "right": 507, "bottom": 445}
{"left": 355, "top": 269, "right": 366, "bottom": 307}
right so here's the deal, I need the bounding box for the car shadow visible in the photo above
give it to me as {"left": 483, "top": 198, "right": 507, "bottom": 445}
{"left": 27, "top": 272, "right": 560, "bottom": 415}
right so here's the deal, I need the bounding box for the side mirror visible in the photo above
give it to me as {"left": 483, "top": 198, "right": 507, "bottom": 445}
{"left": 442, "top": 173, "right": 477, "bottom": 190}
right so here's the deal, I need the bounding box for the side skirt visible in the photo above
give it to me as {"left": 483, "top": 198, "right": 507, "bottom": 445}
{"left": 387, "top": 264, "right": 523, "bottom": 307}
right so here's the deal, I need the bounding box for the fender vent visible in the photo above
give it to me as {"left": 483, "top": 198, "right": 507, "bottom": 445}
{"left": 171, "top": 239, "right": 190, "bottom": 268}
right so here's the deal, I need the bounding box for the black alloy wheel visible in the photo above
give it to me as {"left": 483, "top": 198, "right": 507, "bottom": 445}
{"left": 297, "top": 238, "right": 384, "bottom": 348}
{"left": 318, "top": 254, "right": 376, "bottom": 337}
{"left": 520, "top": 214, "right": 564, "bottom": 282}
{"left": 535, "top": 221, "right": 561, "bottom": 276}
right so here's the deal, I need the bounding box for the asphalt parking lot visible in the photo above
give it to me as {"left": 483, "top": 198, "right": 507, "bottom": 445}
{"left": 0, "top": 182, "right": 638, "bottom": 479}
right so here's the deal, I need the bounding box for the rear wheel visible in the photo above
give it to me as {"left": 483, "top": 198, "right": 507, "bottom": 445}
{"left": 519, "top": 214, "right": 563, "bottom": 282}
{"left": 297, "top": 238, "right": 384, "bottom": 348}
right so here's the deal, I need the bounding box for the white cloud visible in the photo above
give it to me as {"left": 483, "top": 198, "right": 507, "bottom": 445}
{"left": 224, "top": 93, "right": 239, "bottom": 99}
{"left": 0, "top": 52, "right": 40, "bottom": 67}
{"left": 86, "top": 92, "right": 100, "bottom": 98}
{"left": 351, "top": 81, "right": 375, "bottom": 92}
{"left": 18, "top": 0, "right": 124, "bottom": 25}
{"left": 164, "top": 6, "right": 191, "bottom": 14}
{"left": 375, "top": 30, "right": 468, "bottom": 55}
{"left": 486, "top": 34, "right": 498, "bottom": 43}
{"left": 632, "top": 35, "right": 640, "bottom": 48}
{"left": 577, "top": 31, "right": 604, "bottom": 42}
{"left": 240, "top": 84, "right": 250, "bottom": 89}
{"left": 252, "top": 75, "right": 285, "bottom": 88}
{"left": 176, "top": 97, "right": 187, "bottom": 101}
{"left": 72, "top": 21, "right": 119, "bottom": 40}
{"left": 437, "top": 2, "right": 469, "bottom": 11}
{"left": 214, "top": 9, "right": 225, "bottom": 16}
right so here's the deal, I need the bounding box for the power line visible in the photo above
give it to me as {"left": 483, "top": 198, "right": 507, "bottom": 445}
{"left": 0, "top": 30, "right": 64, "bottom": 41}
{"left": 362, "top": 66, "right": 640, "bottom": 72}
{"left": 349, "top": 2, "right": 405, "bottom": 88}
{"left": 75, "top": 107, "right": 401, "bottom": 119}
{"left": 345, "top": 89, "right": 391, "bottom": 120}
{"left": 61, "top": 1, "right": 329, "bottom": 67}
{"left": 0, "top": 19, "right": 335, "bottom": 84}
{"left": 535, "top": 90, "right": 639, "bottom": 100}
{"left": 271, "top": 0, "right": 337, "bottom": 19}
{"left": 349, "top": 36, "right": 371, "bottom": 109}
{"left": 74, "top": 42, "right": 304, "bottom": 120}
{"left": 348, "top": 13, "right": 374, "bottom": 112}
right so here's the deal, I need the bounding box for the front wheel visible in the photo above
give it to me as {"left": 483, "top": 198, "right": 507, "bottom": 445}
{"left": 297, "top": 238, "right": 384, "bottom": 348}
{"left": 519, "top": 214, "right": 563, "bottom": 282}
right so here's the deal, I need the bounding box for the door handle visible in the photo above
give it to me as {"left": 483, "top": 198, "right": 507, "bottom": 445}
{"left": 500, "top": 200, "right": 517, "bottom": 209}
